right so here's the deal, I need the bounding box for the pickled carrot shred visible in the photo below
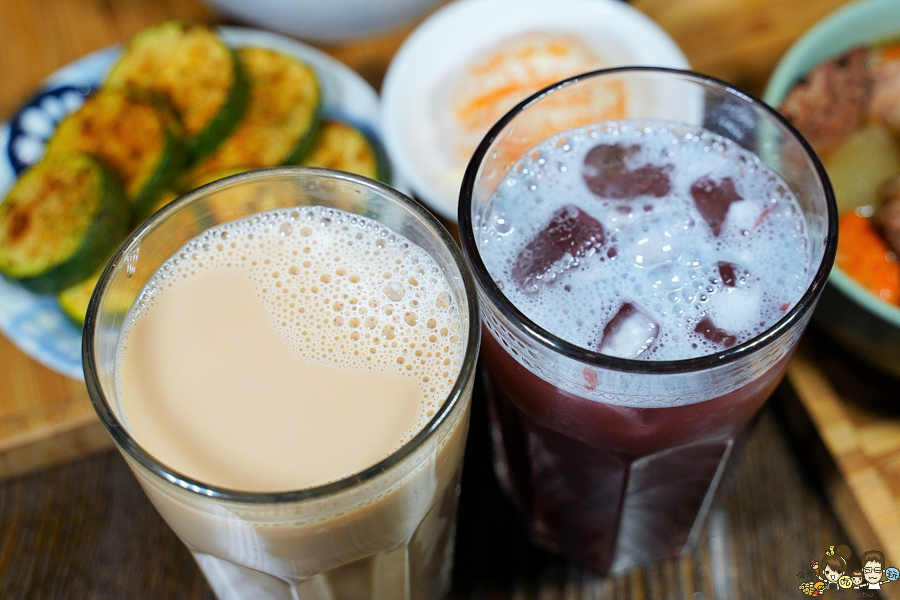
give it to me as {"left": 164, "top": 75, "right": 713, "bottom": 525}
{"left": 836, "top": 210, "right": 900, "bottom": 305}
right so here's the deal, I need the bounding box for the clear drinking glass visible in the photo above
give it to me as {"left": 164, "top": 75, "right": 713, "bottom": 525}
{"left": 83, "top": 167, "right": 480, "bottom": 600}
{"left": 458, "top": 67, "right": 837, "bottom": 574}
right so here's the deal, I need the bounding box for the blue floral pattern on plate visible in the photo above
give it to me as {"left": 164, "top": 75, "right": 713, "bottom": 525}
{"left": 0, "top": 28, "right": 386, "bottom": 380}
{"left": 7, "top": 84, "right": 94, "bottom": 175}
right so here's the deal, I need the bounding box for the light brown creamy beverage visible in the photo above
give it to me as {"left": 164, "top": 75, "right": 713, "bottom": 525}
{"left": 117, "top": 206, "right": 464, "bottom": 493}
{"left": 88, "top": 180, "right": 479, "bottom": 600}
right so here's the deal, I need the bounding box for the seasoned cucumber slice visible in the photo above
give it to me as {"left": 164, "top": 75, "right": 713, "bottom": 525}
{"left": 0, "top": 155, "right": 130, "bottom": 293}
{"left": 106, "top": 20, "right": 248, "bottom": 161}
{"left": 302, "top": 120, "right": 390, "bottom": 183}
{"left": 186, "top": 47, "right": 321, "bottom": 182}
{"left": 45, "top": 89, "right": 186, "bottom": 222}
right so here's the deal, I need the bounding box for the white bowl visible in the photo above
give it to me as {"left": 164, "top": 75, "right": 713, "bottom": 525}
{"left": 381, "top": 0, "right": 689, "bottom": 222}
{"left": 203, "top": 0, "right": 445, "bottom": 42}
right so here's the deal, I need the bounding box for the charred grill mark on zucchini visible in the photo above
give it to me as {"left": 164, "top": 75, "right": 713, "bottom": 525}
{"left": 45, "top": 89, "right": 187, "bottom": 222}
{"left": 186, "top": 47, "right": 322, "bottom": 182}
{"left": 0, "top": 155, "right": 130, "bottom": 293}
{"left": 105, "top": 21, "right": 249, "bottom": 161}
{"left": 302, "top": 120, "right": 389, "bottom": 183}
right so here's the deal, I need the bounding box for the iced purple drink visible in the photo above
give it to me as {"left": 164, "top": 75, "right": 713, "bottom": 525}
{"left": 480, "top": 122, "right": 811, "bottom": 361}
{"left": 459, "top": 69, "right": 836, "bottom": 574}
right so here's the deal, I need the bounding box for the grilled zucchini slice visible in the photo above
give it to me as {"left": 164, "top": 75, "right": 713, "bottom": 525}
{"left": 181, "top": 167, "right": 275, "bottom": 230}
{"left": 147, "top": 189, "right": 180, "bottom": 215}
{"left": 106, "top": 21, "right": 248, "bottom": 161}
{"left": 45, "top": 89, "right": 186, "bottom": 222}
{"left": 57, "top": 267, "right": 102, "bottom": 326}
{"left": 186, "top": 47, "right": 321, "bottom": 183}
{"left": 0, "top": 155, "right": 130, "bottom": 293}
{"left": 184, "top": 167, "right": 252, "bottom": 191}
{"left": 301, "top": 120, "right": 390, "bottom": 183}
{"left": 58, "top": 256, "right": 143, "bottom": 327}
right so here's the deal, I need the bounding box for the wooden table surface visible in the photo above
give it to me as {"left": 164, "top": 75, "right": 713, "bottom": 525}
{"left": 0, "top": 0, "right": 888, "bottom": 597}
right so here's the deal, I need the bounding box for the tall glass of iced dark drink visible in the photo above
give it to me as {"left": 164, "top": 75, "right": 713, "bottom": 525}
{"left": 458, "top": 68, "right": 837, "bottom": 574}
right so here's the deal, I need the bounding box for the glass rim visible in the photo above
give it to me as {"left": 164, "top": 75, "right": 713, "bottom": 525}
{"left": 83, "top": 166, "right": 481, "bottom": 504}
{"left": 458, "top": 66, "right": 838, "bottom": 375}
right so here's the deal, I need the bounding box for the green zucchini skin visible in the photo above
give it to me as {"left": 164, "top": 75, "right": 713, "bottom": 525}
{"left": 188, "top": 48, "right": 249, "bottom": 162}
{"left": 0, "top": 156, "right": 130, "bottom": 294}
{"left": 283, "top": 110, "right": 324, "bottom": 166}
{"left": 186, "top": 47, "right": 321, "bottom": 182}
{"left": 131, "top": 128, "right": 188, "bottom": 222}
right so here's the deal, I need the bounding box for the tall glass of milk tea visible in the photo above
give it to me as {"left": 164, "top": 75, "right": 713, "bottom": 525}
{"left": 458, "top": 67, "right": 836, "bottom": 574}
{"left": 84, "top": 167, "right": 480, "bottom": 600}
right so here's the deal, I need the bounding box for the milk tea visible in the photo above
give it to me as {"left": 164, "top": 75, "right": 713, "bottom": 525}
{"left": 114, "top": 205, "right": 471, "bottom": 600}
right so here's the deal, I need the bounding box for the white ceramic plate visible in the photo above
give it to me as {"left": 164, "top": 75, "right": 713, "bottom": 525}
{"left": 381, "top": 0, "right": 689, "bottom": 222}
{"left": 0, "top": 26, "right": 386, "bottom": 380}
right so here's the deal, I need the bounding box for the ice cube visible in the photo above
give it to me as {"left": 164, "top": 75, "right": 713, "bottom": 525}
{"left": 708, "top": 286, "right": 763, "bottom": 333}
{"left": 597, "top": 302, "right": 659, "bottom": 359}
{"left": 723, "top": 199, "right": 762, "bottom": 233}
{"left": 694, "top": 316, "right": 737, "bottom": 348}
{"left": 690, "top": 176, "right": 742, "bottom": 236}
{"left": 617, "top": 213, "right": 692, "bottom": 269}
{"left": 583, "top": 143, "right": 672, "bottom": 199}
{"left": 512, "top": 205, "right": 605, "bottom": 294}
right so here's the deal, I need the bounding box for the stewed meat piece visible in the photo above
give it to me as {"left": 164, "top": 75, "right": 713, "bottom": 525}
{"left": 778, "top": 46, "right": 873, "bottom": 154}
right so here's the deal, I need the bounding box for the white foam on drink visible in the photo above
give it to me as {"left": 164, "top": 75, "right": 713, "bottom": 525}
{"left": 478, "top": 121, "right": 812, "bottom": 361}
{"left": 117, "top": 206, "right": 464, "bottom": 489}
